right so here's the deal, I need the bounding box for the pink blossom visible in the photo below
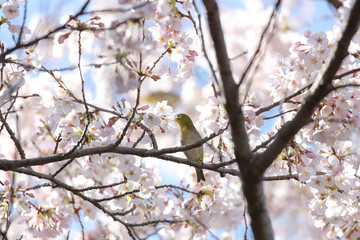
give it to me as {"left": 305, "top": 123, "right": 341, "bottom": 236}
{"left": 125, "top": 165, "right": 142, "bottom": 181}
{"left": 155, "top": 100, "right": 173, "bottom": 116}
{"left": 2, "top": 1, "right": 20, "bottom": 19}
{"left": 7, "top": 21, "right": 31, "bottom": 36}
{"left": 143, "top": 112, "right": 161, "bottom": 128}
{"left": 307, "top": 31, "right": 329, "bottom": 50}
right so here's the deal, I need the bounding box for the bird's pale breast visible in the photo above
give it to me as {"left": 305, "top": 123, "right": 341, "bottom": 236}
{"left": 180, "top": 129, "right": 203, "bottom": 163}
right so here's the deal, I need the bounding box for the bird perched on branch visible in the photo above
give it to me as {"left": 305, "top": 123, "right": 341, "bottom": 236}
{"left": 175, "top": 113, "right": 205, "bottom": 182}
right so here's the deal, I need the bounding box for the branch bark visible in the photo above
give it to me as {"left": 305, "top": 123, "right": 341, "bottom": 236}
{"left": 327, "top": 0, "right": 343, "bottom": 9}
{"left": 256, "top": 0, "right": 360, "bottom": 173}
{"left": 0, "top": 129, "right": 237, "bottom": 176}
{"left": 0, "top": 0, "right": 90, "bottom": 61}
{"left": 201, "top": 0, "right": 252, "bottom": 170}
{"left": 201, "top": 0, "right": 274, "bottom": 239}
{"left": 202, "top": 0, "right": 360, "bottom": 239}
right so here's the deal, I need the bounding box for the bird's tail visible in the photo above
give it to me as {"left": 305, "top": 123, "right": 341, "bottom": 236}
{"left": 196, "top": 168, "right": 206, "bottom": 182}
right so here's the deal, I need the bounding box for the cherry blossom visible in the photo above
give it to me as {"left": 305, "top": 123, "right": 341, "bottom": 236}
{"left": 2, "top": 1, "right": 20, "bottom": 19}
{"left": 143, "top": 112, "right": 161, "bottom": 128}
{"left": 1, "top": 0, "right": 360, "bottom": 239}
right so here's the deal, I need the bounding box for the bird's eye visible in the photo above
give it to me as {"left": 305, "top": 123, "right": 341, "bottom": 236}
{"left": 177, "top": 114, "right": 182, "bottom": 119}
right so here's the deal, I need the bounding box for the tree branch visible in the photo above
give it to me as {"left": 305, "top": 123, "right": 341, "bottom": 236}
{"left": 12, "top": 167, "right": 137, "bottom": 239}
{"left": 256, "top": 0, "right": 360, "bottom": 173}
{"left": 0, "top": 109, "right": 26, "bottom": 159}
{"left": 192, "top": 0, "right": 220, "bottom": 97}
{"left": 202, "top": 0, "right": 252, "bottom": 171}
{"left": 255, "top": 82, "right": 312, "bottom": 116}
{"left": 333, "top": 66, "right": 360, "bottom": 79}
{"left": 327, "top": 0, "right": 343, "bottom": 9}
{"left": 0, "top": 0, "right": 90, "bottom": 60}
{"left": 0, "top": 128, "right": 235, "bottom": 175}
{"left": 238, "top": 0, "right": 282, "bottom": 86}
{"left": 202, "top": 1, "right": 274, "bottom": 239}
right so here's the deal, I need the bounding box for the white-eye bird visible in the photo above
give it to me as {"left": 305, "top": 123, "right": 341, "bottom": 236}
{"left": 175, "top": 113, "right": 205, "bottom": 182}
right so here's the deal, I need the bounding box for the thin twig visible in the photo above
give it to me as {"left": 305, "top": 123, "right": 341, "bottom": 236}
{"left": 60, "top": 31, "right": 91, "bottom": 160}
{"left": 0, "top": 125, "right": 237, "bottom": 181}
{"left": 4, "top": 58, "right": 120, "bottom": 72}
{"left": 263, "top": 109, "right": 297, "bottom": 120}
{"left": 255, "top": 82, "right": 313, "bottom": 116}
{"left": 251, "top": 133, "right": 277, "bottom": 153}
{"left": 132, "top": 129, "right": 146, "bottom": 148}
{"left": 17, "top": 0, "right": 28, "bottom": 46}
{"left": 0, "top": 109, "right": 26, "bottom": 159}
{"left": 192, "top": 0, "right": 220, "bottom": 97}
{"left": 75, "top": 181, "right": 126, "bottom": 192}
{"left": 13, "top": 167, "right": 137, "bottom": 239}
{"left": 238, "top": 0, "right": 282, "bottom": 86}
{"left": 333, "top": 67, "right": 360, "bottom": 79}
{"left": 331, "top": 83, "right": 360, "bottom": 91}
{"left": 63, "top": 92, "right": 159, "bottom": 149}
{"left": 83, "top": 2, "right": 150, "bottom": 15}
{"left": 51, "top": 158, "right": 76, "bottom": 178}
{"left": 0, "top": 0, "right": 91, "bottom": 60}
{"left": 113, "top": 79, "right": 142, "bottom": 146}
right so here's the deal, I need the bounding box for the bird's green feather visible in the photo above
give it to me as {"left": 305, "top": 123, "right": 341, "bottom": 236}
{"left": 176, "top": 113, "right": 205, "bottom": 182}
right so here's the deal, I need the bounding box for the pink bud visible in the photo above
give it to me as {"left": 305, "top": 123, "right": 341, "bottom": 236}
{"left": 5, "top": 192, "right": 11, "bottom": 199}
{"left": 27, "top": 193, "right": 35, "bottom": 198}
{"left": 138, "top": 105, "right": 150, "bottom": 111}
{"left": 58, "top": 33, "right": 70, "bottom": 44}
{"left": 4, "top": 180, "right": 10, "bottom": 187}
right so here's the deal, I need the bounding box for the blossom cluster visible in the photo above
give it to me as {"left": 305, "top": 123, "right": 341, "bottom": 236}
{"left": 0, "top": 70, "right": 246, "bottom": 239}
{"left": 1, "top": 0, "right": 31, "bottom": 38}
{"left": 270, "top": 27, "right": 360, "bottom": 238}
{"left": 1, "top": 0, "right": 360, "bottom": 239}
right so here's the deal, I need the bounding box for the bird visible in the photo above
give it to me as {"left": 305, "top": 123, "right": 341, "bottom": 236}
{"left": 175, "top": 113, "right": 205, "bottom": 182}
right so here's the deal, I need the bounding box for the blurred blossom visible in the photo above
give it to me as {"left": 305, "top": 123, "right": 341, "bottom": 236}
{"left": 143, "top": 112, "right": 161, "bottom": 128}
{"left": 2, "top": 1, "right": 20, "bottom": 19}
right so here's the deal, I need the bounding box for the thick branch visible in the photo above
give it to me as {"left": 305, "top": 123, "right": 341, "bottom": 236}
{"left": 202, "top": 1, "right": 274, "bottom": 239}
{"left": 327, "top": 0, "right": 343, "bottom": 9}
{"left": 256, "top": 0, "right": 360, "bottom": 173}
{"left": 202, "top": 0, "right": 252, "bottom": 170}
{"left": 0, "top": 129, "right": 237, "bottom": 175}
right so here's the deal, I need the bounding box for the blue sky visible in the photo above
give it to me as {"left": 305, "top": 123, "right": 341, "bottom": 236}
{"left": 0, "top": 0, "right": 341, "bottom": 239}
